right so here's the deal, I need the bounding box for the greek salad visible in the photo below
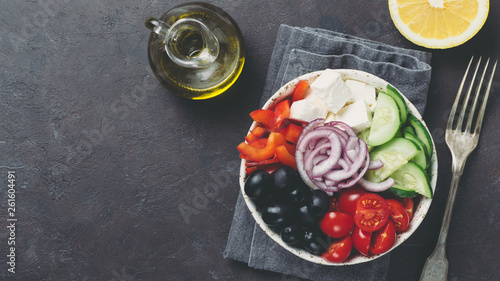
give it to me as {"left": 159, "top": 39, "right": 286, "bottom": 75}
{"left": 238, "top": 69, "right": 433, "bottom": 263}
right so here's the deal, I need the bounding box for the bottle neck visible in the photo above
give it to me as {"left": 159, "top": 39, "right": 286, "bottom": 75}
{"left": 145, "top": 17, "right": 219, "bottom": 69}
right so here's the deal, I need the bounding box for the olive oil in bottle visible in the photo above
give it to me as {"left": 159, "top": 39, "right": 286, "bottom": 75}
{"left": 146, "top": 3, "right": 245, "bottom": 100}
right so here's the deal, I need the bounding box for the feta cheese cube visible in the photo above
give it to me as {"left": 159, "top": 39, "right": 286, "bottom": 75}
{"left": 309, "top": 69, "right": 352, "bottom": 114}
{"left": 346, "top": 79, "right": 376, "bottom": 106}
{"left": 335, "top": 100, "right": 372, "bottom": 132}
{"left": 289, "top": 98, "right": 328, "bottom": 123}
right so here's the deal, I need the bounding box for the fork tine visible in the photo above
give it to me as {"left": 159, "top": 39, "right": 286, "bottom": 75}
{"left": 456, "top": 57, "right": 482, "bottom": 132}
{"left": 473, "top": 59, "right": 498, "bottom": 135}
{"left": 465, "top": 58, "right": 490, "bottom": 133}
{"left": 447, "top": 57, "right": 475, "bottom": 131}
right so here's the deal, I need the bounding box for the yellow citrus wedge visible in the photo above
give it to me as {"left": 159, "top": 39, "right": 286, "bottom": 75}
{"left": 389, "top": 0, "right": 489, "bottom": 49}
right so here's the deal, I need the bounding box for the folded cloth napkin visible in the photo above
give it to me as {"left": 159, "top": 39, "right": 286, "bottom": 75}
{"left": 224, "top": 24, "right": 432, "bottom": 281}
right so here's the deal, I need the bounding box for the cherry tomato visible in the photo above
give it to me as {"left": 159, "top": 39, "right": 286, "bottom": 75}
{"left": 386, "top": 199, "right": 410, "bottom": 233}
{"left": 354, "top": 193, "right": 389, "bottom": 232}
{"left": 321, "top": 235, "right": 352, "bottom": 263}
{"left": 352, "top": 226, "right": 372, "bottom": 256}
{"left": 402, "top": 197, "right": 414, "bottom": 222}
{"left": 369, "top": 220, "right": 396, "bottom": 255}
{"left": 319, "top": 212, "right": 354, "bottom": 238}
{"left": 338, "top": 186, "right": 367, "bottom": 216}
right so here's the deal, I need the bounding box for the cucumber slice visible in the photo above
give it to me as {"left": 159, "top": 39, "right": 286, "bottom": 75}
{"left": 407, "top": 114, "right": 433, "bottom": 159}
{"left": 385, "top": 186, "right": 418, "bottom": 198}
{"left": 357, "top": 128, "right": 373, "bottom": 152}
{"left": 367, "top": 93, "right": 401, "bottom": 146}
{"left": 389, "top": 161, "right": 433, "bottom": 198}
{"left": 364, "top": 137, "right": 420, "bottom": 183}
{"left": 402, "top": 125, "right": 415, "bottom": 135}
{"left": 404, "top": 132, "right": 429, "bottom": 170}
{"left": 385, "top": 84, "right": 408, "bottom": 125}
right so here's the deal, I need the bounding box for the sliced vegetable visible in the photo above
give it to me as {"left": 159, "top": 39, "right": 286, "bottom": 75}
{"left": 367, "top": 93, "right": 401, "bottom": 146}
{"left": 386, "top": 199, "right": 410, "bottom": 233}
{"left": 404, "top": 132, "right": 429, "bottom": 170}
{"left": 407, "top": 114, "right": 433, "bottom": 159}
{"left": 282, "top": 123, "right": 303, "bottom": 144}
{"left": 369, "top": 220, "right": 396, "bottom": 254}
{"left": 245, "top": 126, "right": 268, "bottom": 143}
{"left": 385, "top": 84, "right": 408, "bottom": 124}
{"left": 237, "top": 132, "right": 286, "bottom": 162}
{"left": 354, "top": 193, "right": 390, "bottom": 232}
{"left": 352, "top": 226, "right": 372, "bottom": 256}
{"left": 364, "top": 137, "right": 420, "bottom": 183}
{"left": 292, "top": 80, "right": 309, "bottom": 102}
{"left": 275, "top": 145, "right": 296, "bottom": 169}
{"left": 321, "top": 235, "right": 352, "bottom": 263}
{"left": 295, "top": 120, "right": 375, "bottom": 194}
{"left": 274, "top": 99, "right": 291, "bottom": 129}
{"left": 250, "top": 109, "right": 275, "bottom": 131}
{"left": 389, "top": 161, "right": 433, "bottom": 198}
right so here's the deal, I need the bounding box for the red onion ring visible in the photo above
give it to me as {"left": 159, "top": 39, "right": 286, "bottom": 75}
{"left": 296, "top": 119, "right": 391, "bottom": 193}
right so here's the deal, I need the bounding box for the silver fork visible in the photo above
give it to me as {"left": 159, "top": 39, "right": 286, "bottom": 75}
{"left": 419, "top": 57, "right": 497, "bottom": 281}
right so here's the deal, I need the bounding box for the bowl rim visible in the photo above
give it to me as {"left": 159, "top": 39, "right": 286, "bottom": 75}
{"left": 238, "top": 69, "right": 438, "bottom": 265}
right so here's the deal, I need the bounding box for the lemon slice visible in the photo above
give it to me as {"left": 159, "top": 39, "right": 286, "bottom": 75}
{"left": 389, "top": 0, "right": 489, "bottom": 49}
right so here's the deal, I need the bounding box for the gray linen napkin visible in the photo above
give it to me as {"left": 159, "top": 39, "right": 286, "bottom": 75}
{"left": 225, "top": 24, "right": 432, "bottom": 281}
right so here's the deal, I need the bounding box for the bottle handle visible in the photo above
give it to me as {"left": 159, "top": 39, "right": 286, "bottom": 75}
{"left": 145, "top": 17, "right": 219, "bottom": 69}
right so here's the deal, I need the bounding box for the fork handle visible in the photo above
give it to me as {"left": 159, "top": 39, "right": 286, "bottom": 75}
{"left": 419, "top": 157, "right": 467, "bottom": 281}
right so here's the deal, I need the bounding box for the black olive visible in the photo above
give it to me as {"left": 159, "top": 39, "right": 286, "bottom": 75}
{"left": 262, "top": 202, "right": 291, "bottom": 227}
{"left": 244, "top": 170, "right": 275, "bottom": 203}
{"left": 303, "top": 228, "right": 331, "bottom": 256}
{"left": 308, "top": 189, "right": 330, "bottom": 218}
{"left": 286, "top": 186, "right": 309, "bottom": 207}
{"left": 296, "top": 204, "right": 319, "bottom": 226}
{"left": 272, "top": 165, "right": 298, "bottom": 193}
{"left": 280, "top": 224, "right": 304, "bottom": 246}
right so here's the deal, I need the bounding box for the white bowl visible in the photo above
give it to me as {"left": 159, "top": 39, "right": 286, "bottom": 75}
{"left": 239, "top": 69, "right": 437, "bottom": 265}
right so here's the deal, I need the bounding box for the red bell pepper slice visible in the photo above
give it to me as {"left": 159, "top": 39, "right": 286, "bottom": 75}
{"left": 245, "top": 126, "right": 268, "bottom": 143}
{"left": 237, "top": 132, "right": 286, "bottom": 162}
{"left": 249, "top": 138, "right": 268, "bottom": 149}
{"left": 245, "top": 162, "right": 282, "bottom": 175}
{"left": 292, "top": 80, "right": 309, "bottom": 102}
{"left": 275, "top": 145, "right": 296, "bottom": 169}
{"left": 274, "top": 99, "right": 291, "bottom": 129}
{"left": 250, "top": 109, "right": 275, "bottom": 131}
{"left": 245, "top": 156, "right": 280, "bottom": 167}
{"left": 282, "top": 123, "right": 303, "bottom": 144}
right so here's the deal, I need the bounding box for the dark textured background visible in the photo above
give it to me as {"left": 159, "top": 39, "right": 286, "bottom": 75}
{"left": 0, "top": 1, "right": 498, "bottom": 280}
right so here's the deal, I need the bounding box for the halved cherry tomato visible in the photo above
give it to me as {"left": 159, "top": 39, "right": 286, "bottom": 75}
{"left": 292, "top": 80, "right": 309, "bottom": 102}
{"left": 338, "top": 186, "right": 367, "bottom": 216}
{"left": 274, "top": 99, "right": 291, "bottom": 129}
{"left": 369, "top": 220, "right": 396, "bottom": 255}
{"left": 402, "top": 197, "right": 414, "bottom": 222}
{"left": 386, "top": 199, "right": 410, "bottom": 233}
{"left": 352, "top": 226, "right": 372, "bottom": 256}
{"left": 321, "top": 235, "right": 352, "bottom": 263}
{"left": 354, "top": 193, "right": 389, "bottom": 232}
{"left": 319, "top": 212, "right": 354, "bottom": 238}
{"left": 250, "top": 109, "right": 275, "bottom": 131}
